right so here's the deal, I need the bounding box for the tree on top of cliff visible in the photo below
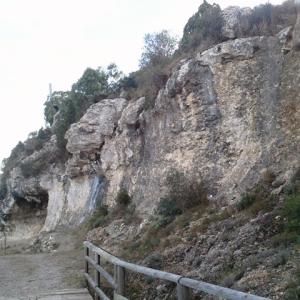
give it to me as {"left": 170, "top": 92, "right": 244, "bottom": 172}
{"left": 44, "top": 64, "right": 124, "bottom": 154}
{"left": 44, "top": 91, "right": 70, "bottom": 126}
{"left": 180, "top": 0, "right": 224, "bottom": 51}
{"left": 139, "top": 30, "right": 178, "bottom": 68}
{"left": 71, "top": 67, "right": 109, "bottom": 97}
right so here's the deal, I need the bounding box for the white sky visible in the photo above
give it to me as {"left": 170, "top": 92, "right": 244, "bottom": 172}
{"left": 0, "top": 0, "right": 284, "bottom": 162}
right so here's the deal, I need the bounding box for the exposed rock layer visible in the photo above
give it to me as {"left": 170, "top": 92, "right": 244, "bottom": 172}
{"left": 2, "top": 32, "right": 300, "bottom": 236}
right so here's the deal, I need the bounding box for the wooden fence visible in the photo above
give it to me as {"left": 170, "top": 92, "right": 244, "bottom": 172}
{"left": 83, "top": 241, "right": 270, "bottom": 300}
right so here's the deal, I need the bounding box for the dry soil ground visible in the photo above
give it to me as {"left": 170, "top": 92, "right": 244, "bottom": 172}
{"left": 0, "top": 230, "right": 85, "bottom": 299}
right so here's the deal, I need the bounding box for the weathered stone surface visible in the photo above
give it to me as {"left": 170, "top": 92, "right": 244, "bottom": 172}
{"left": 197, "top": 37, "right": 262, "bottom": 65}
{"left": 277, "top": 26, "right": 293, "bottom": 46}
{"left": 118, "top": 97, "right": 145, "bottom": 130}
{"left": 58, "top": 34, "right": 300, "bottom": 215}
{"left": 65, "top": 98, "right": 127, "bottom": 154}
{"left": 293, "top": 6, "right": 300, "bottom": 49}
{"left": 2, "top": 33, "right": 300, "bottom": 233}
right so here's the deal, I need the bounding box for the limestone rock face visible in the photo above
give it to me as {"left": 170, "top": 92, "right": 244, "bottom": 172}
{"left": 62, "top": 35, "right": 299, "bottom": 215}
{"left": 293, "top": 7, "right": 300, "bottom": 49}
{"left": 2, "top": 136, "right": 105, "bottom": 238}
{"left": 196, "top": 37, "right": 261, "bottom": 65}
{"left": 2, "top": 33, "right": 300, "bottom": 234}
{"left": 65, "top": 98, "right": 127, "bottom": 154}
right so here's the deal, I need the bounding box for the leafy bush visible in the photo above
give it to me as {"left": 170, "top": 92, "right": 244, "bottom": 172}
{"left": 285, "top": 267, "right": 300, "bottom": 300}
{"left": 236, "top": 193, "right": 256, "bottom": 211}
{"left": 236, "top": 185, "right": 274, "bottom": 215}
{"left": 153, "top": 169, "right": 207, "bottom": 228}
{"left": 139, "top": 30, "right": 177, "bottom": 68}
{"left": 86, "top": 205, "right": 109, "bottom": 230}
{"left": 180, "top": 0, "right": 224, "bottom": 51}
{"left": 129, "top": 65, "right": 169, "bottom": 109}
{"left": 271, "top": 249, "right": 289, "bottom": 268}
{"left": 238, "top": 1, "right": 296, "bottom": 37}
{"left": 282, "top": 192, "right": 300, "bottom": 233}
{"left": 285, "top": 287, "right": 300, "bottom": 300}
{"left": 44, "top": 64, "right": 124, "bottom": 154}
{"left": 166, "top": 169, "right": 208, "bottom": 211}
{"left": 23, "top": 128, "right": 52, "bottom": 155}
{"left": 117, "top": 75, "right": 137, "bottom": 91}
{"left": 52, "top": 95, "right": 76, "bottom": 153}
{"left": 20, "top": 152, "right": 53, "bottom": 178}
{"left": 155, "top": 198, "right": 182, "bottom": 218}
{"left": 271, "top": 231, "right": 299, "bottom": 247}
{"left": 44, "top": 91, "right": 69, "bottom": 126}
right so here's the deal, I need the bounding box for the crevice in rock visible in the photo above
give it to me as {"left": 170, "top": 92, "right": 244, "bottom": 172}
{"left": 8, "top": 190, "right": 49, "bottom": 240}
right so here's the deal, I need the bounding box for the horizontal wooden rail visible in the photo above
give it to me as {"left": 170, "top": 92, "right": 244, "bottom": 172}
{"left": 84, "top": 241, "right": 270, "bottom": 300}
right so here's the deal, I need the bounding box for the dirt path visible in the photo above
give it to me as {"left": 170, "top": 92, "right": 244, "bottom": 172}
{"left": 0, "top": 250, "right": 84, "bottom": 298}
{"left": 0, "top": 230, "right": 85, "bottom": 298}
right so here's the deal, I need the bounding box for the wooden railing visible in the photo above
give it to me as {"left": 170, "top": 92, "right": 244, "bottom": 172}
{"left": 84, "top": 241, "right": 270, "bottom": 300}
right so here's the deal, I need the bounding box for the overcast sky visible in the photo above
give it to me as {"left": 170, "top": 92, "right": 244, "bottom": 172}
{"left": 0, "top": 0, "right": 284, "bottom": 163}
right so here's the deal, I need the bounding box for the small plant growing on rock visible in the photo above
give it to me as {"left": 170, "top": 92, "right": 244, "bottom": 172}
{"left": 236, "top": 184, "right": 275, "bottom": 215}
{"left": 282, "top": 192, "right": 300, "bottom": 233}
{"left": 282, "top": 168, "right": 300, "bottom": 233}
{"left": 86, "top": 205, "right": 108, "bottom": 229}
{"left": 284, "top": 267, "right": 300, "bottom": 300}
{"left": 236, "top": 193, "right": 256, "bottom": 211}
{"left": 153, "top": 169, "right": 207, "bottom": 228}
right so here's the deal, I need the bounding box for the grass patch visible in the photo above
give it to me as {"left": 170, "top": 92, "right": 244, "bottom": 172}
{"left": 152, "top": 169, "right": 208, "bottom": 229}
{"left": 282, "top": 192, "right": 300, "bottom": 233}
{"left": 236, "top": 185, "right": 275, "bottom": 216}
{"left": 285, "top": 267, "right": 300, "bottom": 300}
{"left": 271, "top": 231, "right": 299, "bottom": 248}
{"left": 273, "top": 177, "right": 300, "bottom": 248}
{"left": 85, "top": 205, "right": 109, "bottom": 230}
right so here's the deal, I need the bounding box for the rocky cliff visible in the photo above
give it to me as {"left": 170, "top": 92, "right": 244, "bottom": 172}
{"left": 0, "top": 4, "right": 299, "bottom": 242}
{"left": 1, "top": 29, "right": 299, "bottom": 239}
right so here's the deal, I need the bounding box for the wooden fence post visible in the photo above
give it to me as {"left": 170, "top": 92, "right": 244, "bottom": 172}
{"left": 114, "top": 265, "right": 125, "bottom": 296}
{"left": 85, "top": 246, "right": 89, "bottom": 274}
{"left": 95, "top": 252, "right": 101, "bottom": 300}
{"left": 177, "top": 283, "right": 190, "bottom": 300}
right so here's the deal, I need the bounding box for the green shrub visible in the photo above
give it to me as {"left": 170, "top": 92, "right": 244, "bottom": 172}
{"left": 153, "top": 169, "right": 207, "bottom": 228}
{"left": 236, "top": 193, "right": 256, "bottom": 211}
{"left": 282, "top": 192, "right": 300, "bottom": 233}
{"left": 239, "top": 1, "right": 296, "bottom": 37}
{"left": 130, "top": 64, "right": 169, "bottom": 110}
{"left": 155, "top": 198, "right": 182, "bottom": 218}
{"left": 45, "top": 65, "right": 125, "bottom": 154}
{"left": 24, "top": 128, "right": 52, "bottom": 155}
{"left": 86, "top": 205, "right": 108, "bottom": 229}
{"left": 123, "top": 203, "right": 140, "bottom": 225}
{"left": 285, "top": 267, "right": 300, "bottom": 300}
{"left": 20, "top": 155, "right": 50, "bottom": 178}
{"left": 165, "top": 169, "right": 208, "bottom": 212}
{"left": 283, "top": 183, "right": 299, "bottom": 196}
{"left": 139, "top": 30, "right": 177, "bottom": 68}
{"left": 180, "top": 0, "right": 224, "bottom": 51}
{"left": 285, "top": 288, "right": 300, "bottom": 300}
{"left": 271, "top": 231, "right": 299, "bottom": 247}
{"left": 271, "top": 250, "right": 289, "bottom": 268}
{"left": 236, "top": 185, "right": 274, "bottom": 215}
